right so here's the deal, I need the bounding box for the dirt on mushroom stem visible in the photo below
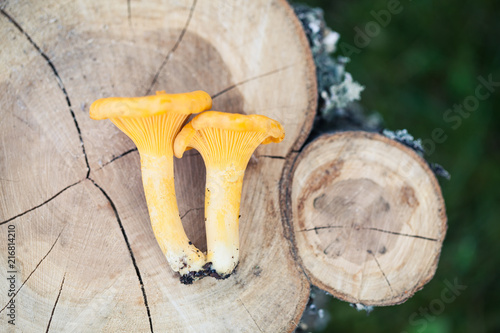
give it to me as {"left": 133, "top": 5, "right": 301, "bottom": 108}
{"left": 180, "top": 262, "right": 237, "bottom": 285}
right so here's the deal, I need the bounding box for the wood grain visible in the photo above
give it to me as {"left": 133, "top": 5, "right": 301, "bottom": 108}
{"left": 286, "top": 132, "right": 447, "bottom": 306}
{"left": 0, "top": 0, "right": 316, "bottom": 331}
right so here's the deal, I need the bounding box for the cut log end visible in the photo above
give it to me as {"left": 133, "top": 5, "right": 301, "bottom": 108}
{"left": 288, "top": 131, "right": 447, "bottom": 306}
{"left": 0, "top": 0, "right": 316, "bottom": 331}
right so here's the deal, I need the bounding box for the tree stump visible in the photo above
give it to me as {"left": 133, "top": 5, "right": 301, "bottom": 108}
{"left": 0, "top": 0, "right": 448, "bottom": 331}
{"left": 283, "top": 132, "right": 447, "bottom": 306}
{"left": 0, "top": 0, "right": 316, "bottom": 331}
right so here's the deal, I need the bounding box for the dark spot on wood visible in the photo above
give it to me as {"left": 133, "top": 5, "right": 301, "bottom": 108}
{"left": 297, "top": 200, "right": 305, "bottom": 221}
{"left": 378, "top": 197, "right": 390, "bottom": 211}
{"left": 298, "top": 178, "right": 407, "bottom": 266}
{"left": 379, "top": 246, "right": 387, "bottom": 254}
{"left": 299, "top": 160, "right": 343, "bottom": 205}
{"left": 400, "top": 185, "right": 419, "bottom": 207}
{"left": 297, "top": 159, "right": 344, "bottom": 230}
{"left": 313, "top": 193, "right": 326, "bottom": 209}
{"left": 307, "top": 159, "right": 344, "bottom": 196}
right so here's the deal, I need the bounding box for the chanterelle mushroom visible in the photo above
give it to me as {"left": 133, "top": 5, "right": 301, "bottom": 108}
{"left": 90, "top": 90, "right": 211, "bottom": 282}
{"left": 174, "top": 111, "right": 285, "bottom": 278}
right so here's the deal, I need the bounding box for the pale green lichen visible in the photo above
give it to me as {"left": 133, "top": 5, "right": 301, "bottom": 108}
{"left": 293, "top": 4, "right": 365, "bottom": 121}
{"left": 382, "top": 129, "right": 450, "bottom": 179}
{"left": 382, "top": 128, "right": 425, "bottom": 155}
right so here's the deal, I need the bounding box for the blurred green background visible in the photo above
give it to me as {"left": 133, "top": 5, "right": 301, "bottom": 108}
{"left": 294, "top": 0, "right": 500, "bottom": 332}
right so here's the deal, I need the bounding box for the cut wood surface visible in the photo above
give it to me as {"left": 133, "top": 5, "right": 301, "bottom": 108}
{"left": 0, "top": 0, "right": 316, "bottom": 331}
{"left": 286, "top": 132, "right": 447, "bottom": 306}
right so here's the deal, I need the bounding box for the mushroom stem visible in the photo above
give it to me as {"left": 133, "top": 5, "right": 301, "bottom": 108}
{"left": 140, "top": 153, "right": 206, "bottom": 274}
{"left": 174, "top": 111, "right": 285, "bottom": 278}
{"left": 89, "top": 90, "right": 212, "bottom": 282}
{"left": 204, "top": 165, "right": 245, "bottom": 277}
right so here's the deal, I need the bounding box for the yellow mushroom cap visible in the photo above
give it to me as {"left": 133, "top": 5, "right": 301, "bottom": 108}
{"left": 174, "top": 111, "right": 285, "bottom": 159}
{"left": 89, "top": 90, "right": 212, "bottom": 156}
{"left": 89, "top": 90, "right": 212, "bottom": 120}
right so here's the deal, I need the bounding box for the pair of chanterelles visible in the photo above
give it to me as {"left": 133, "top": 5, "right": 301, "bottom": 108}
{"left": 90, "top": 91, "right": 284, "bottom": 284}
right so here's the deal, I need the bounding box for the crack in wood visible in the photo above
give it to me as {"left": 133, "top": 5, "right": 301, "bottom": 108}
{"left": 180, "top": 207, "right": 203, "bottom": 220}
{"left": 211, "top": 64, "right": 294, "bottom": 99}
{"left": 299, "top": 225, "right": 438, "bottom": 241}
{"left": 45, "top": 274, "right": 65, "bottom": 333}
{"left": 367, "top": 250, "right": 394, "bottom": 294}
{"left": 0, "top": 176, "right": 155, "bottom": 331}
{"left": 145, "top": 0, "right": 198, "bottom": 95}
{"left": 238, "top": 298, "right": 263, "bottom": 333}
{"left": 0, "top": 227, "right": 64, "bottom": 314}
{"left": 256, "top": 155, "right": 286, "bottom": 160}
{"left": 0, "top": 8, "right": 91, "bottom": 178}
{"left": 89, "top": 179, "right": 154, "bottom": 333}
{"left": 99, "top": 147, "right": 138, "bottom": 169}
{"left": 364, "top": 227, "right": 438, "bottom": 242}
{"left": 299, "top": 225, "right": 344, "bottom": 232}
{"left": 0, "top": 180, "right": 83, "bottom": 226}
